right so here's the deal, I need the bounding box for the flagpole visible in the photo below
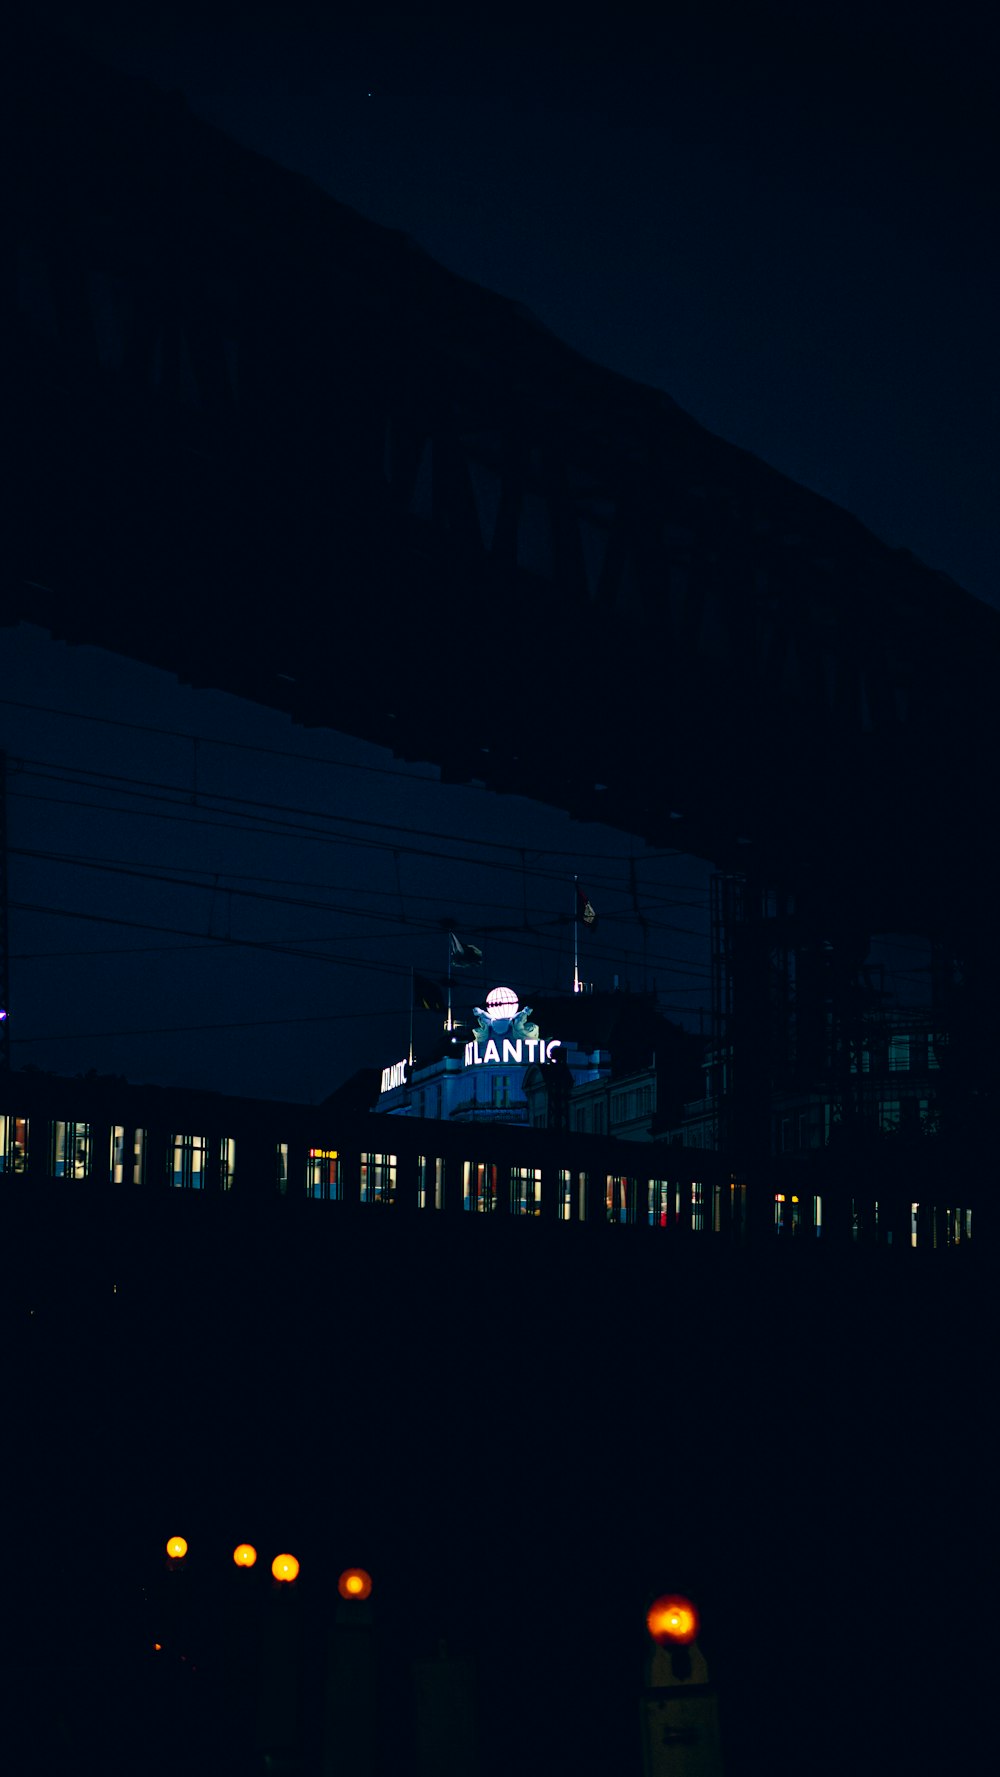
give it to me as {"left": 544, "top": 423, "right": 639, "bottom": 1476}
{"left": 573, "top": 876, "right": 580, "bottom": 995}
{"left": 446, "top": 933, "right": 453, "bottom": 1032}
{"left": 408, "top": 965, "right": 415, "bottom": 1068}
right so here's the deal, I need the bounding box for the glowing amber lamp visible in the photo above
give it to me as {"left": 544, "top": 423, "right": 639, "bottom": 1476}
{"left": 166, "top": 1536, "right": 188, "bottom": 1560}
{"left": 646, "top": 1594, "right": 700, "bottom": 1646}
{"left": 338, "top": 1567, "right": 373, "bottom": 1601}
{"left": 271, "top": 1553, "right": 300, "bottom": 1583}
{"left": 233, "top": 1543, "right": 257, "bottom": 1568}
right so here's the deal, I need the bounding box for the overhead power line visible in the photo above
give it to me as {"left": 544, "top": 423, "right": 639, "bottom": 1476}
{"left": 8, "top": 842, "right": 711, "bottom": 958}
{"left": 3, "top": 749, "right": 706, "bottom": 888}
{"left": 8, "top": 878, "right": 710, "bottom": 983}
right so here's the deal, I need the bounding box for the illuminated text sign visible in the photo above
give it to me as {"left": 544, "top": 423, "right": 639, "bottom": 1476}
{"left": 464, "top": 1036, "right": 562, "bottom": 1067}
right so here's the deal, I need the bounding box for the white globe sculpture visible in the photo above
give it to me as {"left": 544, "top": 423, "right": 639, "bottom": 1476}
{"left": 485, "top": 986, "right": 519, "bottom": 1023}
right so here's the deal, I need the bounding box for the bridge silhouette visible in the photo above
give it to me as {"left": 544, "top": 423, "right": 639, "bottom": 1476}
{"left": 7, "top": 33, "right": 997, "bottom": 926}
{"left": 4, "top": 30, "right": 999, "bottom": 1193}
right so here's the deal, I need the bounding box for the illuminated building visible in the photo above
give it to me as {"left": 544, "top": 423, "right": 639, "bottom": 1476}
{"left": 373, "top": 983, "right": 702, "bottom": 1134}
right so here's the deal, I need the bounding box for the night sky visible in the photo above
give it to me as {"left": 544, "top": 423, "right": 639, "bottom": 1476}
{"left": 5, "top": 0, "right": 997, "bottom": 1098}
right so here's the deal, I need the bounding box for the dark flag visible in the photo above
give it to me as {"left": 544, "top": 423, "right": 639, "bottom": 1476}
{"left": 576, "top": 886, "right": 598, "bottom": 930}
{"left": 414, "top": 973, "right": 446, "bottom": 1013}
{"left": 449, "top": 933, "right": 483, "bottom": 967}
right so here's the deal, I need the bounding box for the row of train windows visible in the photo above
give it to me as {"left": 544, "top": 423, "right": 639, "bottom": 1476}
{"left": 1, "top": 1124, "right": 356, "bottom": 1198}
{"left": 299, "top": 1161, "right": 725, "bottom": 1225}
{"left": 0, "top": 1119, "right": 235, "bottom": 1189}
{"left": 1, "top": 1122, "right": 713, "bottom": 1223}
{"left": 0, "top": 1123, "right": 372, "bottom": 1195}
{"left": 297, "top": 1160, "right": 720, "bottom": 1223}
{"left": 452, "top": 1165, "right": 726, "bottom": 1227}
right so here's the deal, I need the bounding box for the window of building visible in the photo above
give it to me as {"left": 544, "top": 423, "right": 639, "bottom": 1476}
{"left": 171, "top": 1133, "right": 207, "bottom": 1189}
{"left": 691, "top": 1179, "right": 705, "bottom": 1233}
{"left": 133, "top": 1128, "right": 145, "bottom": 1186}
{"left": 276, "top": 1143, "right": 289, "bottom": 1195}
{"left": 0, "top": 1114, "right": 29, "bottom": 1173}
{"left": 51, "top": 1120, "right": 91, "bottom": 1180}
{"left": 307, "top": 1148, "right": 340, "bottom": 1201}
{"left": 220, "top": 1137, "right": 236, "bottom": 1192}
{"left": 888, "top": 1035, "right": 910, "bottom": 1071}
{"left": 593, "top": 1102, "right": 606, "bottom": 1136}
{"left": 574, "top": 1107, "right": 589, "bottom": 1133}
{"left": 361, "top": 1152, "right": 396, "bottom": 1206}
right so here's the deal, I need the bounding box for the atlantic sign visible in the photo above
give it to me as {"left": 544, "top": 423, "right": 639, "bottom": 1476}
{"left": 463, "top": 986, "right": 562, "bottom": 1068}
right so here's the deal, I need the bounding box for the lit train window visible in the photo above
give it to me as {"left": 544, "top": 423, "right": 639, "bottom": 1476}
{"left": 0, "top": 1115, "right": 29, "bottom": 1174}
{"left": 109, "top": 1125, "right": 126, "bottom": 1185}
{"left": 605, "top": 1175, "right": 635, "bottom": 1224}
{"left": 463, "top": 1161, "right": 496, "bottom": 1213}
{"left": 307, "top": 1148, "right": 340, "bottom": 1201}
{"left": 648, "top": 1179, "right": 670, "bottom": 1227}
{"left": 417, "top": 1155, "right": 445, "bottom": 1211}
{"left": 361, "top": 1153, "right": 396, "bottom": 1206}
{"left": 51, "top": 1121, "right": 91, "bottom": 1180}
{"left": 511, "top": 1167, "right": 541, "bottom": 1215}
{"left": 170, "top": 1133, "right": 207, "bottom": 1189}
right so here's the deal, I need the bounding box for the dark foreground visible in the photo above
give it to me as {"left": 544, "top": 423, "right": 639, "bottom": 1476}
{"left": 10, "top": 1195, "right": 991, "bottom": 1776}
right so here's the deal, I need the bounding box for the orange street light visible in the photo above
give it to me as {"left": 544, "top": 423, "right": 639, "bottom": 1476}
{"left": 338, "top": 1567, "right": 373, "bottom": 1601}
{"left": 233, "top": 1543, "right": 258, "bottom": 1568}
{"left": 166, "top": 1536, "right": 188, "bottom": 1560}
{"left": 646, "top": 1594, "right": 700, "bottom": 1646}
{"left": 271, "top": 1553, "right": 300, "bottom": 1583}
